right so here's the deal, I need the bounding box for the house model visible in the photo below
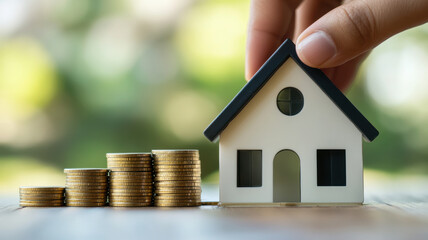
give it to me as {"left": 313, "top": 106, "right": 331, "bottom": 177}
{"left": 204, "top": 39, "right": 379, "bottom": 205}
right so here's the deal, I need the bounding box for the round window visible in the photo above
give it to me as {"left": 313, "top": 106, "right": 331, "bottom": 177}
{"left": 276, "top": 87, "right": 304, "bottom": 116}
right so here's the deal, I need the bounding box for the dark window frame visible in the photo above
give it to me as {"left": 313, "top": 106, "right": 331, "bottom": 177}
{"left": 237, "top": 150, "right": 263, "bottom": 187}
{"left": 276, "top": 87, "right": 304, "bottom": 116}
{"left": 317, "top": 149, "right": 346, "bottom": 186}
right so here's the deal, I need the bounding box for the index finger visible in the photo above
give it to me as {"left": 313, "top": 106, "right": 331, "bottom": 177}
{"left": 246, "top": 0, "right": 302, "bottom": 80}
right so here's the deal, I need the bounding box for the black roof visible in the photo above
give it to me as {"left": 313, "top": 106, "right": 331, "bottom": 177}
{"left": 204, "top": 39, "right": 379, "bottom": 142}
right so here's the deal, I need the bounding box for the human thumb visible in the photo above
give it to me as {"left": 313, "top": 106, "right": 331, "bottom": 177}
{"left": 296, "top": 0, "right": 428, "bottom": 68}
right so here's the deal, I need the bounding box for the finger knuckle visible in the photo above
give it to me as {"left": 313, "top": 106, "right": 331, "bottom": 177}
{"left": 337, "top": 2, "right": 378, "bottom": 48}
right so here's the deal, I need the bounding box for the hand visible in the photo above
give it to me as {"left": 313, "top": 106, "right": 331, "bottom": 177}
{"left": 246, "top": 0, "right": 428, "bottom": 91}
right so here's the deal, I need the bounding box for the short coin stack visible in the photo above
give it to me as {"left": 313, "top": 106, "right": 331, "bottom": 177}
{"left": 64, "top": 168, "right": 109, "bottom": 207}
{"left": 19, "top": 187, "right": 65, "bottom": 207}
{"left": 107, "top": 153, "right": 153, "bottom": 207}
{"left": 153, "top": 150, "right": 201, "bottom": 207}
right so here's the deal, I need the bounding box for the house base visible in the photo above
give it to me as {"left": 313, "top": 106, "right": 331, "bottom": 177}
{"left": 218, "top": 202, "right": 363, "bottom": 207}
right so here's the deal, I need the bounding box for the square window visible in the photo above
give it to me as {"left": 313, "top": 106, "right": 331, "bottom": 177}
{"left": 237, "top": 150, "right": 262, "bottom": 187}
{"left": 317, "top": 150, "right": 346, "bottom": 186}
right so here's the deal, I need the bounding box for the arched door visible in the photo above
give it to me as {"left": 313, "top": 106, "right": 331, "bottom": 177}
{"left": 273, "top": 150, "right": 301, "bottom": 202}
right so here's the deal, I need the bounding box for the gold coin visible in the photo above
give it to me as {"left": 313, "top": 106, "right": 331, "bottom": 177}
{"left": 155, "top": 181, "right": 200, "bottom": 187}
{"left": 65, "top": 180, "right": 108, "bottom": 184}
{"left": 110, "top": 192, "right": 152, "bottom": 196}
{"left": 154, "top": 171, "right": 201, "bottom": 175}
{"left": 66, "top": 198, "right": 107, "bottom": 203}
{"left": 66, "top": 188, "right": 107, "bottom": 193}
{"left": 66, "top": 177, "right": 108, "bottom": 181}
{"left": 155, "top": 189, "right": 201, "bottom": 194}
{"left": 110, "top": 181, "right": 152, "bottom": 185}
{"left": 20, "top": 186, "right": 65, "bottom": 192}
{"left": 64, "top": 168, "right": 109, "bottom": 173}
{"left": 155, "top": 196, "right": 200, "bottom": 201}
{"left": 110, "top": 175, "right": 152, "bottom": 179}
{"left": 110, "top": 179, "right": 153, "bottom": 184}
{"left": 106, "top": 158, "right": 152, "bottom": 162}
{"left": 110, "top": 171, "right": 152, "bottom": 176}
{"left": 66, "top": 175, "right": 108, "bottom": 180}
{"left": 154, "top": 197, "right": 199, "bottom": 201}
{"left": 108, "top": 164, "right": 153, "bottom": 169}
{"left": 109, "top": 183, "right": 153, "bottom": 187}
{"left": 109, "top": 189, "right": 153, "bottom": 194}
{"left": 155, "top": 192, "right": 200, "bottom": 196}
{"left": 154, "top": 155, "right": 199, "bottom": 159}
{"left": 107, "top": 163, "right": 152, "bottom": 167}
{"left": 154, "top": 170, "right": 200, "bottom": 174}
{"left": 155, "top": 176, "right": 200, "bottom": 181}
{"left": 109, "top": 196, "right": 152, "bottom": 200}
{"left": 65, "top": 185, "right": 108, "bottom": 190}
{"left": 106, "top": 153, "right": 152, "bottom": 158}
{"left": 109, "top": 186, "right": 153, "bottom": 191}
{"left": 152, "top": 154, "right": 198, "bottom": 157}
{"left": 152, "top": 153, "right": 199, "bottom": 157}
{"left": 110, "top": 198, "right": 152, "bottom": 201}
{"left": 65, "top": 182, "right": 109, "bottom": 187}
{"left": 154, "top": 157, "right": 199, "bottom": 161}
{"left": 107, "top": 158, "right": 152, "bottom": 162}
{"left": 19, "top": 196, "right": 65, "bottom": 201}
{"left": 109, "top": 186, "right": 152, "bottom": 190}
{"left": 65, "top": 180, "right": 109, "bottom": 184}
{"left": 109, "top": 195, "right": 152, "bottom": 199}
{"left": 154, "top": 202, "right": 200, "bottom": 207}
{"left": 153, "top": 169, "right": 201, "bottom": 173}
{"left": 107, "top": 157, "right": 152, "bottom": 161}
{"left": 154, "top": 156, "right": 199, "bottom": 159}
{"left": 154, "top": 161, "right": 200, "bottom": 166}
{"left": 66, "top": 202, "right": 106, "bottom": 207}
{"left": 152, "top": 149, "right": 198, "bottom": 153}
{"left": 109, "top": 167, "right": 152, "bottom": 172}
{"left": 154, "top": 164, "right": 200, "bottom": 169}
{"left": 110, "top": 175, "right": 153, "bottom": 180}
{"left": 153, "top": 156, "right": 199, "bottom": 160}
{"left": 20, "top": 192, "right": 64, "bottom": 197}
{"left": 155, "top": 171, "right": 200, "bottom": 177}
{"left": 20, "top": 202, "right": 64, "bottom": 207}
{"left": 66, "top": 195, "right": 106, "bottom": 199}
{"left": 20, "top": 199, "right": 64, "bottom": 202}
{"left": 154, "top": 189, "right": 201, "bottom": 194}
{"left": 65, "top": 172, "right": 108, "bottom": 176}
{"left": 109, "top": 202, "right": 152, "bottom": 207}
{"left": 154, "top": 197, "right": 200, "bottom": 202}
{"left": 66, "top": 192, "right": 107, "bottom": 198}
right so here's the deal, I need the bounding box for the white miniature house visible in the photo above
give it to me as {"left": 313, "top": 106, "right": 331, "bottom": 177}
{"left": 204, "top": 39, "right": 378, "bottom": 205}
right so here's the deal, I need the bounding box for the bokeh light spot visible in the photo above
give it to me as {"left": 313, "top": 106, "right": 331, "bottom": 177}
{"left": 175, "top": 0, "right": 248, "bottom": 83}
{"left": 162, "top": 90, "right": 217, "bottom": 141}
{"left": 0, "top": 38, "right": 58, "bottom": 118}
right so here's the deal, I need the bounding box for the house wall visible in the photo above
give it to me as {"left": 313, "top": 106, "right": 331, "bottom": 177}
{"left": 219, "top": 59, "right": 363, "bottom": 203}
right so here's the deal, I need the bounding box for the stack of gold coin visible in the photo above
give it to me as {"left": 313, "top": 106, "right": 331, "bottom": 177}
{"left": 107, "top": 153, "right": 153, "bottom": 207}
{"left": 64, "top": 168, "right": 109, "bottom": 207}
{"left": 152, "top": 150, "right": 201, "bottom": 207}
{"left": 19, "top": 187, "right": 65, "bottom": 207}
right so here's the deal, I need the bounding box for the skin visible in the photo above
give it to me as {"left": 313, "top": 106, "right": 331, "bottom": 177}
{"left": 246, "top": 0, "right": 428, "bottom": 91}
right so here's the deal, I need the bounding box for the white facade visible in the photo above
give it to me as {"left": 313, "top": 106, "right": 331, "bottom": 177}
{"left": 219, "top": 59, "right": 363, "bottom": 204}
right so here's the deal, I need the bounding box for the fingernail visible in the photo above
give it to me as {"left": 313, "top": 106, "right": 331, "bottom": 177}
{"left": 297, "top": 31, "right": 336, "bottom": 66}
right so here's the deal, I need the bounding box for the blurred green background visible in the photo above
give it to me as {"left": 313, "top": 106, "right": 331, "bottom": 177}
{"left": 1, "top": 0, "right": 428, "bottom": 194}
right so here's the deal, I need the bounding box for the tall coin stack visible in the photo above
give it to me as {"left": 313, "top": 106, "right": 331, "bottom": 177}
{"left": 107, "top": 153, "right": 153, "bottom": 207}
{"left": 64, "top": 168, "right": 109, "bottom": 207}
{"left": 19, "top": 187, "right": 65, "bottom": 207}
{"left": 152, "top": 150, "right": 201, "bottom": 207}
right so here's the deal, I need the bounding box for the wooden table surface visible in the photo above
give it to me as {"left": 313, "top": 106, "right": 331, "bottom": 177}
{"left": 1, "top": 182, "right": 428, "bottom": 240}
